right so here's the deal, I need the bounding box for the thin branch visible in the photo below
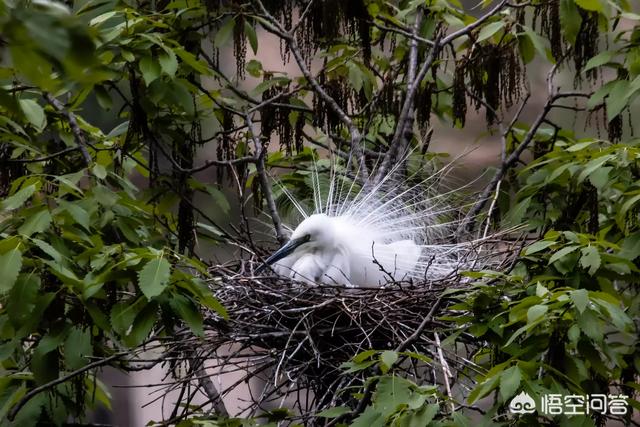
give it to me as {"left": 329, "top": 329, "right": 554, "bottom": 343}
{"left": 441, "top": 0, "right": 509, "bottom": 46}
{"left": 8, "top": 352, "right": 129, "bottom": 421}
{"left": 434, "top": 332, "right": 455, "bottom": 413}
{"left": 245, "top": 114, "right": 287, "bottom": 244}
{"left": 371, "top": 18, "right": 435, "bottom": 46}
{"left": 2, "top": 146, "right": 80, "bottom": 164}
{"left": 188, "top": 357, "right": 229, "bottom": 417}
{"left": 44, "top": 93, "right": 93, "bottom": 166}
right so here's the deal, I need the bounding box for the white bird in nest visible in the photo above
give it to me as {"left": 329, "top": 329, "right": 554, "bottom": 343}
{"left": 257, "top": 151, "right": 492, "bottom": 287}
{"left": 259, "top": 213, "right": 422, "bottom": 287}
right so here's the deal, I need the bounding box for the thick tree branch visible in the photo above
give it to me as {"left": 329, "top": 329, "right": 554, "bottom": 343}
{"left": 375, "top": 34, "right": 440, "bottom": 182}
{"left": 188, "top": 357, "right": 229, "bottom": 417}
{"left": 44, "top": 93, "right": 93, "bottom": 166}
{"left": 375, "top": 0, "right": 510, "bottom": 183}
{"left": 245, "top": 114, "right": 287, "bottom": 244}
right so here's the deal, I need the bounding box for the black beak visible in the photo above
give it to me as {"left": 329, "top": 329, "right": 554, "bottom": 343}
{"left": 256, "top": 236, "right": 309, "bottom": 273}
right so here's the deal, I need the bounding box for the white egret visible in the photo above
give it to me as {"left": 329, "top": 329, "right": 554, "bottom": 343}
{"left": 255, "top": 149, "right": 494, "bottom": 287}
{"left": 258, "top": 213, "right": 422, "bottom": 287}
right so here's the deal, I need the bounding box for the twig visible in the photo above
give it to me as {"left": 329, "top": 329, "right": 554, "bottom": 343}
{"left": 434, "top": 332, "right": 455, "bottom": 413}
{"left": 188, "top": 357, "right": 229, "bottom": 417}
{"left": 8, "top": 352, "right": 129, "bottom": 420}
{"left": 44, "top": 93, "right": 92, "bottom": 166}
{"left": 482, "top": 179, "right": 501, "bottom": 239}
{"left": 245, "top": 114, "right": 287, "bottom": 244}
{"left": 2, "top": 146, "right": 80, "bottom": 164}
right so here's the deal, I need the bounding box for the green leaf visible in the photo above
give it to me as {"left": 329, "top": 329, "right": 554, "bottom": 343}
{"left": 578, "top": 309, "right": 602, "bottom": 342}
{"left": 199, "top": 293, "right": 229, "bottom": 319}
{"left": 245, "top": 20, "right": 258, "bottom": 54}
{"left": 477, "top": 21, "right": 505, "bottom": 42}
{"left": 517, "top": 33, "right": 535, "bottom": 64}
{"left": 588, "top": 166, "right": 611, "bottom": 190}
{"left": 502, "top": 197, "right": 532, "bottom": 226}
{"left": 138, "top": 255, "right": 171, "bottom": 299}
{"left": 577, "top": 154, "right": 614, "bottom": 184}
{"left": 19, "top": 99, "right": 47, "bottom": 131}
{"left": 524, "top": 240, "right": 556, "bottom": 255}
{"left": 110, "top": 298, "right": 145, "bottom": 336}
{"left": 159, "top": 49, "right": 178, "bottom": 78}
{"left": 560, "top": 0, "right": 583, "bottom": 45}
{"left": 570, "top": 289, "right": 589, "bottom": 313}
{"left": 214, "top": 18, "right": 235, "bottom": 48}
{"left": 523, "top": 28, "right": 549, "bottom": 60}
{"left": 606, "top": 80, "right": 630, "bottom": 120}
{"left": 618, "top": 193, "right": 640, "bottom": 228}
{"left": 169, "top": 293, "right": 203, "bottom": 336}
{"left": 351, "top": 407, "right": 384, "bottom": 427}
{"left": 583, "top": 51, "right": 615, "bottom": 72}
{"left": 18, "top": 209, "right": 52, "bottom": 236}
{"left": 379, "top": 350, "right": 398, "bottom": 373}
{"left": 205, "top": 185, "right": 231, "bottom": 215}
{"left": 92, "top": 164, "right": 107, "bottom": 180}
{"left": 373, "top": 375, "right": 414, "bottom": 416}
{"left": 8, "top": 274, "right": 40, "bottom": 326}
{"left": 527, "top": 304, "right": 548, "bottom": 324}
{"left": 94, "top": 85, "right": 112, "bottom": 110}
{"left": 549, "top": 245, "right": 580, "bottom": 264}
{"left": 58, "top": 200, "right": 90, "bottom": 231}
{"left": 620, "top": 232, "right": 640, "bottom": 260}
{"left": 566, "top": 140, "right": 596, "bottom": 152}
{"left": 64, "top": 327, "right": 92, "bottom": 370}
{"left": 499, "top": 365, "right": 521, "bottom": 401}
{"left": 126, "top": 302, "right": 157, "bottom": 346}
{"left": 580, "top": 246, "right": 601, "bottom": 275}
{"left": 403, "top": 404, "right": 438, "bottom": 427}
{"left": 139, "top": 56, "right": 161, "bottom": 86}
{"left": 575, "top": 0, "right": 602, "bottom": 12}
{"left": 0, "top": 248, "right": 23, "bottom": 293}
{"left": 106, "top": 121, "right": 129, "bottom": 138}
{"left": 1, "top": 184, "right": 36, "bottom": 211}
{"left": 174, "top": 47, "right": 212, "bottom": 75}
{"left": 347, "top": 62, "right": 364, "bottom": 93}
{"left": 468, "top": 371, "right": 501, "bottom": 403}
{"left": 246, "top": 59, "right": 262, "bottom": 78}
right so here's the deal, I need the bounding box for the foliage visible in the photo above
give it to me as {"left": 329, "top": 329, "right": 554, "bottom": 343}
{"left": 0, "top": 0, "right": 638, "bottom": 426}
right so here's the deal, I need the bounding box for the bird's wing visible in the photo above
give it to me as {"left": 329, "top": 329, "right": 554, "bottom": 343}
{"left": 350, "top": 239, "right": 421, "bottom": 287}
{"left": 322, "top": 253, "right": 351, "bottom": 286}
{"left": 382, "top": 239, "right": 421, "bottom": 280}
{"left": 272, "top": 253, "right": 297, "bottom": 277}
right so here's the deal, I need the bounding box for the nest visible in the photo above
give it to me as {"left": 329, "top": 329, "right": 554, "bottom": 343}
{"left": 161, "top": 263, "right": 507, "bottom": 424}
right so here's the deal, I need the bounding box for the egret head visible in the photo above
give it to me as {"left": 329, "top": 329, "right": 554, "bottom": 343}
{"left": 259, "top": 214, "right": 338, "bottom": 270}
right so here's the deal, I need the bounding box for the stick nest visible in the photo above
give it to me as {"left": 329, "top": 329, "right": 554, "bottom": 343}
{"left": 164, "top": 262, "right": 501, "bottom": 423}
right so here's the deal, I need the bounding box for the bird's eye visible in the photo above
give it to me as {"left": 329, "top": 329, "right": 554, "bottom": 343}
{"left": 302, "top": 234, "right": 311, "bottom": 242}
